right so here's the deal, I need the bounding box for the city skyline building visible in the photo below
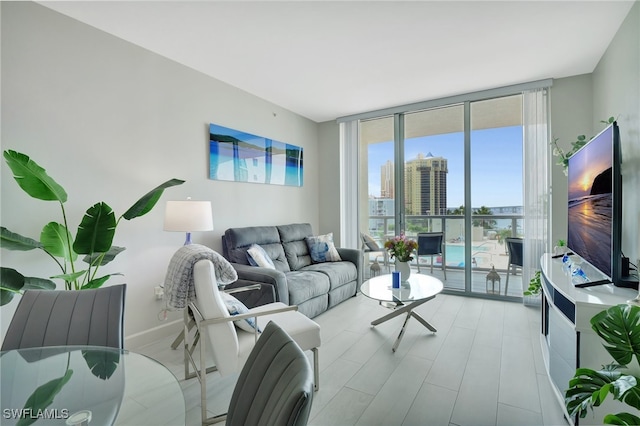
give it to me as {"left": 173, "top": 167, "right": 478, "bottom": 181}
{"left": 380, "top": 160, "right": 394, "bottom": 198}
{"left": 404, "top": 152, "right": 448, "bottom": 215}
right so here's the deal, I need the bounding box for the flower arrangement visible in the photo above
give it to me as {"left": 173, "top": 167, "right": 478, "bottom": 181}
{"left": 384, "top": 234, "right": 418, "bottom": 262}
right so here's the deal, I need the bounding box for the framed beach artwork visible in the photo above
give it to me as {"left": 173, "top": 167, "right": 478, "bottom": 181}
{"left": 209, "top": 123, "right": 303, "bottom": 187}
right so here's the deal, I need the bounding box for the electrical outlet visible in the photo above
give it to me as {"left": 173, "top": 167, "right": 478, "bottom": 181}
{"left": 154, "top": 286, "right": 164, "bottom": 300}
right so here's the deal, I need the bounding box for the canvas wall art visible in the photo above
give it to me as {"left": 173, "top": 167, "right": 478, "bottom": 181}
{"left": 209, "top": 123, "right": 303, "bottom": 187}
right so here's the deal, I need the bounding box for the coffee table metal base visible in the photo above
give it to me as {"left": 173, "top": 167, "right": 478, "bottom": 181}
{"left": 372, "top": 296, "right": 438, "bottom": 352}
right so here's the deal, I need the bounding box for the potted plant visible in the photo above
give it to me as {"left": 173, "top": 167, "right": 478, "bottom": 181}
{"left": 0, "top": 150, "right": 184, "bottom": 306}
{"left": 565, "top": 304, "right": 640, "bottom": 425}
{"left": 551, "top": 117, "right": 616, "bottom": 175}
{"left": 554, "top": 239, "right": 567, "bottom": 256}
{"left": 384, "top": 233, "right": 418, "bottom": 281}
{"left": 524, "top": 270, "right": 542, "bottom": 297}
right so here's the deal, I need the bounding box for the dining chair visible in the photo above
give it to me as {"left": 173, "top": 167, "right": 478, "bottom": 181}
{"left": 226, "top": 321, "right": 314, "bottom": 426}
{"left": 185, "top": 259, "right": 320, "bottom": 425}
{"left": 505, "top": 237, "right": 524, "bottom": 295}
{"left": 416, "top": 232, "right": 446, "bottom": 279}
{"left": 1, "top": 284, "right": 126, "bottom": 351}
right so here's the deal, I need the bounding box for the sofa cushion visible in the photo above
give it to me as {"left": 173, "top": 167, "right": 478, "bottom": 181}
{"left": 224, "top": 226, "right": 290, "bottom": 272}
{"left": 278, "top": 223, "right": 314, "bottom": 271}
{"left": 305, "top": 233, "right": 342, "bottom": 263}
{"left": 301, "top": 261, "right": 357, "bottom": 290}
{"left": 285, "top": 270, "right": 330, "bottom": 305}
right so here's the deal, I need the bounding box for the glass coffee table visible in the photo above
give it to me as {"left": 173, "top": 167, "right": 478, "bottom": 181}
{"left": 361, "top": 273, "right": 444, "bottom": 352}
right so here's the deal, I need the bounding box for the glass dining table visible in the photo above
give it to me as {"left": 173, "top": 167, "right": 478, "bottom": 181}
{"left": 0, "top": 346, "right": 185, "bottom": 426}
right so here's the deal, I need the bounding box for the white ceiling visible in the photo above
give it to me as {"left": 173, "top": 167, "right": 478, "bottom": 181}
{"left": 38, "top": 1, "right": 635, "bottom": 123}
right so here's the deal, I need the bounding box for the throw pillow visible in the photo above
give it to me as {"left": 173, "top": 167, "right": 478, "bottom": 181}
{"left": 306, "top": 233, "right": 342, "bottom": 263}
{"left": 246, "top": 244, "right": 276, "bottom": 269}
{"left": 361, "top": 233, "right": 380, "bottom": 251}
{"left": 220, "top": 292, "right": 261, "bottom": 333}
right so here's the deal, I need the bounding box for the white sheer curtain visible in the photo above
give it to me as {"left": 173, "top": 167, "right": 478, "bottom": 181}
{"left": 339, "top": 120, "right": 360, "bottom": 249}
{"left": 522, "top": 88, "right": 551, "bottom": 287}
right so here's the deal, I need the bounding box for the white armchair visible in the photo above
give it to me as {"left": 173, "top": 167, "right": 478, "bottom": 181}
{"left": 185, "top": 259, "right": 321, "bottom": 425}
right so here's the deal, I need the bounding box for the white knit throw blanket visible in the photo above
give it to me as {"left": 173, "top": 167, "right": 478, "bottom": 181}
{"left": 163, "top": 244, "right": 238, "bottom": 310}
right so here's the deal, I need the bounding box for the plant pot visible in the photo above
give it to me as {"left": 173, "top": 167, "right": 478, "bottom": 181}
{"left": 395, "top": 260, "right": 411, "bottom": 282}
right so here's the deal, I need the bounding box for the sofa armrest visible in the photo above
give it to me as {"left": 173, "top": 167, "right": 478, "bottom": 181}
{"left": 230, "top": 263, "right": 290, "bottom": 305}
{"left": 336, "top": 247, "right": 363, "bottom": 286}
{"left": 222, "top": 281, "right": 276, "bottom": 308}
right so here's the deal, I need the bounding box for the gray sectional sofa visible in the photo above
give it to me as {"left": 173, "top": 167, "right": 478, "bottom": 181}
{"left": 222, "top": 223, "right": 361, "bottom": 318}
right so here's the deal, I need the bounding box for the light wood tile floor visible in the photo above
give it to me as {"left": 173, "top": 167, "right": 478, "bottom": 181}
{"left": 135, "top": 293, "right": 569, "bottom": 426}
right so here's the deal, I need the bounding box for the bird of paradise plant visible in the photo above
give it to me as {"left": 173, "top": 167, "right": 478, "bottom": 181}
{"left": 0, "top": 149, "right": 184, "bottom": 306}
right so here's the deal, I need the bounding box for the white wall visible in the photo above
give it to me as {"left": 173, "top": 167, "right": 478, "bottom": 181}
{"left": 549, "top": 74, "right": 593, "bottom": 244}
{"left": 1, "top": 2, "right": 320, "bottom": 347}
{"left": 592, "top": 1, "right": 640, "bottom": 267}
{"left": 549, "top": 2, "right": 639, "bottom": 269}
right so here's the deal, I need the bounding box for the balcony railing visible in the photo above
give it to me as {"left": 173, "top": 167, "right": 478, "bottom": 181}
{"left": 366, "top": 214, "right": 523, "bottom": 273}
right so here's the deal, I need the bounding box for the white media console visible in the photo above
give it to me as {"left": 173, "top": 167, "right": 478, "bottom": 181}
{"left": 539, "top": 253, "right": 640, "bottom": 425}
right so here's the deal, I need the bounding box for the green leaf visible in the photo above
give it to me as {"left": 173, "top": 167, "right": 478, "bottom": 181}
{"left": 122, "top": 178, "right": 185, "bottom": 220}
{"left": 566, "top": 366, "right": 622, "bottom": 418}
{"left": 591, "top": 304, "right": 640, "bottom": 366}
{"left": 40, "top": 222, "right": 77, "bottom": 261}
{"left": 83, "top": 246, "right": 125, "bottom": 267}
{"left": 0, "top": 267, "right": 25, "bottom": 306}
{"left": 0, "top": 227, "right": 42, "bottom": 251}
{"left": 50, "top": 270, "right": 87, "bottom": 282}
{"left": 16, "top": 369, "right": 73, "bottom": 426}
{"left": 604, "top": 412, "right": 640, "bottom": 425}
{"left": 22, "top": 276, "right": 56, "bottom": 291}
{"left": 3, "top": 150, "right": 67, "bottom": 202}
{"left": 82, "top": 349, "right": 120, "bottom": 379}
{"left": 81, "top": 274, "right": 118, "bottom": 289}
{"left": 73, "top": 202, "right": 116, "bottom": 255}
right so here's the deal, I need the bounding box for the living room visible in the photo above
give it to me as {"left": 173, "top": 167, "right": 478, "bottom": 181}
{"left": 1, "top": 1, "right": 639, "bottom": 425}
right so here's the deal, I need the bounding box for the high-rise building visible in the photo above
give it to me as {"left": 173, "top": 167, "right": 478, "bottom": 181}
{"left": 380, "top": 160, "right": 394, "bottom": 198}
{"left": 404, "top": 152, "right": 448, "bottom": 215}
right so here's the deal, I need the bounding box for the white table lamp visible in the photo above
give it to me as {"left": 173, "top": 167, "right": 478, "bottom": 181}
{"left": 164, "top": 199, "right": 213, "bottom": 245}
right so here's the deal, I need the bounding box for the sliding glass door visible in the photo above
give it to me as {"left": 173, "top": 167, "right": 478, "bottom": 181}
{"left": 359, "top": 95, "right": 524, "bottom": 299}
{"left": 469, "top": 95, "right": 523, "bottom": 296}
{"left": 403, "top": 105, "right": 464, "bottom": 291}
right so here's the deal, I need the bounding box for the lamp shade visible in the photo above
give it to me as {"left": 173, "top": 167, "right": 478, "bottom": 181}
{"left": 163, "top": 200, "right": 213, "bottom": 232}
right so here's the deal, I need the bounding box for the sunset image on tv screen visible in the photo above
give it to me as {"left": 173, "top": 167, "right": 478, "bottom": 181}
{"left": 567, "top": 126, "right": 613, "bottom": 277}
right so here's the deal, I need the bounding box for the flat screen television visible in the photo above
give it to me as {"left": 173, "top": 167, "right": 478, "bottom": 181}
{"left": 567, "top": 122, "right": 623, "bottom": 286}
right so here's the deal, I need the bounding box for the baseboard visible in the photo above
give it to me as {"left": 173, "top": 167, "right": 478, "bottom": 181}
{"left": 125, "top": 319, "right": 183, "bottom": 350}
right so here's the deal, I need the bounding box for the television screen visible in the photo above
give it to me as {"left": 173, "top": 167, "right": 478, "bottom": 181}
{"left": 567, "top": 124, "right": 616, "bottom": 281}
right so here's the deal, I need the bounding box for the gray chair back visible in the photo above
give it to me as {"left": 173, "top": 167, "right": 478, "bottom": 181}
{"left": 1, "top": 284, "right": 126, "bottom": 350}
{"left": 226, "top": 321, "right": 314, "bottom": 426}
{"left": 506, "top": 238, "right": 524, "bottom": 267}
{"left": 417, "top": 232, "right": 444, "bottom": 256}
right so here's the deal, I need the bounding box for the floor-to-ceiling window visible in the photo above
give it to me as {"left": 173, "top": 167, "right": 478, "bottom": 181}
{"left": 356, "top": 93, "right": 526, "bottom": 300}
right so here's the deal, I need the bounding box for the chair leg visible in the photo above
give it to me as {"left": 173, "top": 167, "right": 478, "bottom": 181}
{"left": 312, "top": 347, "right": 319, "bottom": 392}
{"left": 430, "top": 255, "right": 434, "bottom": 274}
{"left": 505, "top": 265, "right": 511, "bottom": 296}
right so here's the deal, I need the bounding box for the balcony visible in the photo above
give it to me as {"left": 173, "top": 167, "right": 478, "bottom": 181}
{"left": 364, "top": 214, "right": 524, "bottom": 297}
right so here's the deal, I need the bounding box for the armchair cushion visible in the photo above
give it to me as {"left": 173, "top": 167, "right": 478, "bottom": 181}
{"left": 220, "top": 292, "right": 261, "bottom": 333}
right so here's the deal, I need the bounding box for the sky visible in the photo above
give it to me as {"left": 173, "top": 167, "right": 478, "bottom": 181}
{"left": 567, "top": 126, "right": 612, "bottom": 200}
{"left": 367, "top": 126, "right": 524, "bottom": 208}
